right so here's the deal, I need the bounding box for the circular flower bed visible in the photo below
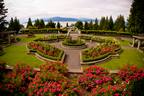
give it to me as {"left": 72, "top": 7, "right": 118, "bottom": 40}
{"left": 62, "top": 38, "right": 86, "bottom": 49}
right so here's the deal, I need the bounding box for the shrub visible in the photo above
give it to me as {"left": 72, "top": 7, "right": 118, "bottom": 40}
{"left": 62, "top": 38, "right": 85, "bottom": 46}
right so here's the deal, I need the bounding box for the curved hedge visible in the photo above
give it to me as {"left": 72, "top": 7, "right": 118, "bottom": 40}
{"left": 62, "top": 39, "right": 85, "bottom": 46}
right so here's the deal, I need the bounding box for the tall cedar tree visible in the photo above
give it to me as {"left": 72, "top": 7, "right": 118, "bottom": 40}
{"left": 99, "top": 17, "right": 106, "bottom": 30}
{"left": 8, "top": 18, "right": 14, "bottom": 31}
{"left": 34, "top": 19, "right": 40, "bottom": 29}
{"left": 66, "top": 22, "right": 69, "bottom": 27}
{"left": 93, "top": 18, "right": 98, "bottom": 30}
{"left": 84, "top": 21, "right": 89, "bottom": 30}
{"left": 89, "top": 20, "right": 93, "bottom": 30}
{"left": 109, "top": 16, "right": 114, "bottom": 30}
{"left": 114, "top": 15, "right": 125, "bottom": 32}
{"left": 127, "top": 0, "right": 144, "bottom": 34}
{"left": 0, "top": 0, "right": 8, "bottom": 31}
{"left": 57, "top": 22, "right": 61, "bottom": 28}
{"left": 39, "top": 19, "right": 45, "bottom": 28}
{"left": 26, "top": 18, "right": 33, "bottom": 28}
{"left": 46, "top": 20, "right": 55, "bottom": 28}
{"left": 8, "top": 17, "right": 21, "bottom": 33}
{"left": 105, "top": 16, "right": 109, "bottom": 30}
{"left": 75, "top": 21, "right": 83, "bottom": 30}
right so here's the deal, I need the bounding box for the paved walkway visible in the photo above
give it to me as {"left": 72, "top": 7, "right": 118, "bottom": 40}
{"left": 50, "top": 41, "right": 97, "bottom": 73}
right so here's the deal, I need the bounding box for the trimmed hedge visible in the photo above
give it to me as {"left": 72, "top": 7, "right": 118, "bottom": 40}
{"left": 82, "top": 52, "right": 110, "bottom": 62}
{"left": 20, "top": 28, "right": 67, "bottom": 34}
{"left": 62, "top": 39, "right": 85, "bottom": 46}
{"left": 81, "top": 30, "right": 132, "bottom": 36}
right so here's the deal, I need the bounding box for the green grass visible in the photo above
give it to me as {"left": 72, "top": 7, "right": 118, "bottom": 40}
{"left": 83, "top": 47, "right": 144, "bottom": 70}
{"left": 0, "top": 34, "right": 44, "bottom": 68}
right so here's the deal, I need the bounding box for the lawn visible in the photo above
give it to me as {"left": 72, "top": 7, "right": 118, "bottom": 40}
{"left": 0, "top": 34, "right": 44, "bottom": 68}
{"left": 0, "top": 34, "right": 144, "bottom": 70}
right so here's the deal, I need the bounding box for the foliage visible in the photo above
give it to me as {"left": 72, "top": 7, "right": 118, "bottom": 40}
{"left": 75, "top": 21, "right": 83, "bottom": 30}
{"left": 35, "top": 34, "right": 67, "bottom": 41}
{"left": 20, "top": 28, "right": 67, "bottom": 34}
{"left": 127, "top": 0, "right": 144, "bottom": 34}
{"left": 81, "top": 30, "right": 132, "bottom": 36}
{"left": 0, "top": 64, "right": 37, "bottom": 95}
{"left": 46, "top": 20, "right": 56, "bottom": 28}
{"left": 0, "top": 0, "right": 8, "bottom": 31}
{"left": 114, "top": 15, "right": 125, "bottom": 32}
{"left": 8, "top": 17, "right": 21, "bottom": 33}
{"left": 26, "top": 18, "right": 33, "bottom": 28}
{"left": 57, "top": 22, "right": 61, "bottom": 28}
{"left": 62, "top": 38, "right": 85, "bottom": 46}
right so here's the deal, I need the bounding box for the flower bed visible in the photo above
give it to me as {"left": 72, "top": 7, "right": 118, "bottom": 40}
{"left": 81, "top": 42, "right": 121, "bottom": 63}
{"left": 0, "top": 63, "right": 144, "bottom": 96}
{"left": 28, "top": 42, "right": 64, "bottom": 61}
{"left": 78, "top": 65, "right": 144, "bottom": 96}
{"left": 62, "top": 38, "right": 85, "bottom": 46}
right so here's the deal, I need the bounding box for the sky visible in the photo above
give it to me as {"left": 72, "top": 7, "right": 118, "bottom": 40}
{"left": 5, "top": 0, "right": 133, "bottom": 21}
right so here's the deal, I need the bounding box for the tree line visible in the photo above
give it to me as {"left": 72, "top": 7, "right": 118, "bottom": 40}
{"left": 26, "top": 18, "right": 61, "bottom": 29}
{"left": 0, "top": 0, "right": 144, "bottom": 34}
{"left": 75, "top": 15, "right": 125, "bottom": 32}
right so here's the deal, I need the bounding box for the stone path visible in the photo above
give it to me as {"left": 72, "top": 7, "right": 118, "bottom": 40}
{"left": 50, "top": 41, "right": 97, "bottom": 73}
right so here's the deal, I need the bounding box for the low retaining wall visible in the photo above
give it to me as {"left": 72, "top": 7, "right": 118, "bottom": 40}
{"left": 80, "top": 52, "right": 120, "bottom": 65}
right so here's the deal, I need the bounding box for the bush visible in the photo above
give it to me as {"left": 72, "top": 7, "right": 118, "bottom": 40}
{"left": 20, "top": 28, "right": 67, "bottom": 34}
{"left": 81, "top": 30, "right": 132, "bottom": 36}
{"left": 62, "top": 38, "right": 85, "bottom": 46}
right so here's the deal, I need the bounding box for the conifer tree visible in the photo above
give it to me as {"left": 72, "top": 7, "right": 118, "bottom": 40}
{"left": 127, "top": 0, "right": 144, "bottom": 34}
{"left": 99, "top": 17, "right": 106, "bottom": 30}
{"left": 57, "top": 22, "right": 61, "bottom": 28}
{"left": 93, "top": 18, "right": 98, "bottom": 30}
{"left": 26, "top": 18, "right": 33, "bottom": 28}
{"left": 109, "top": 16, "right": 114, "bottom": 30}
{"left": 84, "top": 21, "right": 89, "bottom": 30}
{"left": 89, "top": 20, "right": 93, "bottom": 30}
{"left": 114, "top": 15, "right": 125, "bottom": 32}
{"left": 75, "top": 21, "right": 83, "bottom": 30}
{"left": 0, "top": 0, "right": 8, "bottom": 31}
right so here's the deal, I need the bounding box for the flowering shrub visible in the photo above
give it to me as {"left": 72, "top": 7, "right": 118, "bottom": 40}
{"left": 79, "top": 66, "right": 112, "bottom": 91}
{"left": 1, "top": 64, "right": 37, "bottom": 95}
{"left": 28, "top": 63, "right": 69, "bottom": 96}
{"left": 118, "top": 65, "right": 144, "bottom": 82}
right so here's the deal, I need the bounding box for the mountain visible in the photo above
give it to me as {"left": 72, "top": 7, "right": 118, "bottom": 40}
{"left": 43, "top": 17, "right": 94, "bottom": 22}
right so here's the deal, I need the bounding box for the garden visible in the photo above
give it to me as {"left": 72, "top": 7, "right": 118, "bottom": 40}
{"left": 0, "top": 62, "right": 144, "bottom": 96}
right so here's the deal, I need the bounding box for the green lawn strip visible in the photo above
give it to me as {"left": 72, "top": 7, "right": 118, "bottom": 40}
{"left": 0, "top": 43, "right": 44, "bottom": 68}
{"left": 19, "top": 34, "right": 45, "bottom": 43}
{"left": 83, "top": 48, "right": 144, "bottom": 70}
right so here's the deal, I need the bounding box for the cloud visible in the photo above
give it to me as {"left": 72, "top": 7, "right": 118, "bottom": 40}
{"left": 5, "top": 0, "right": 132, "bottom": 20}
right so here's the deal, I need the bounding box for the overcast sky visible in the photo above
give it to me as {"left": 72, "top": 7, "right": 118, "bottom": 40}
{"left": 5, "top": 0, "right": 132, "bottom": 21}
